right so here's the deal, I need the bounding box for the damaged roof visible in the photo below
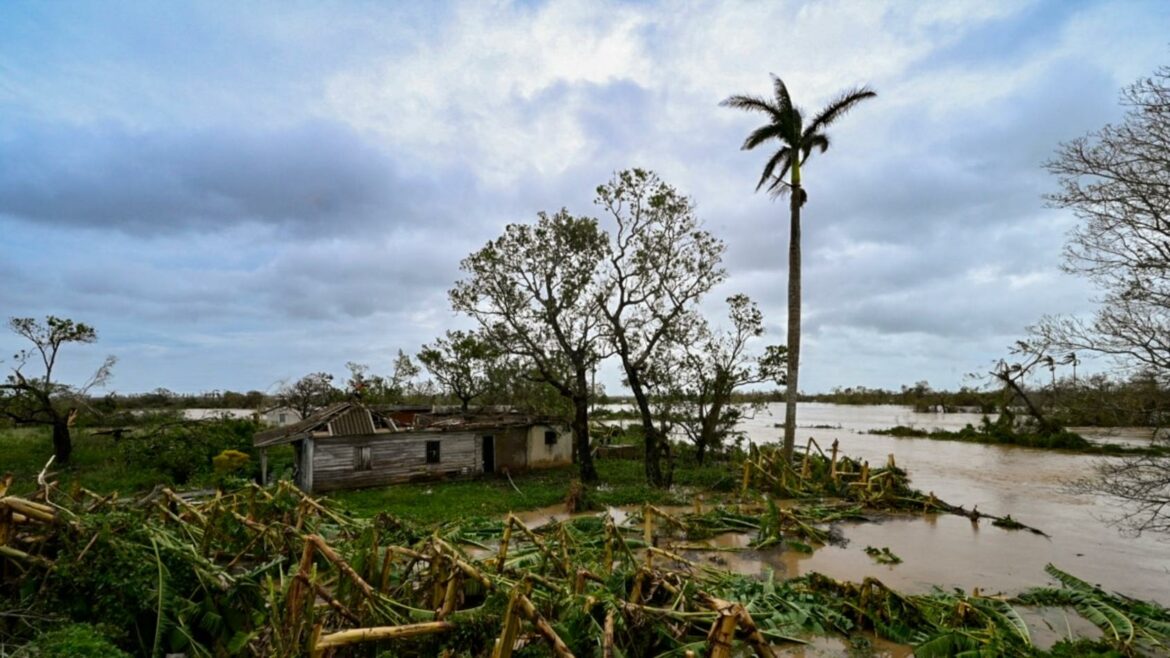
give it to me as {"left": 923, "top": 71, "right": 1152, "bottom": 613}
{"left": 253, "top": 401, "right": 558, "bottom": 448}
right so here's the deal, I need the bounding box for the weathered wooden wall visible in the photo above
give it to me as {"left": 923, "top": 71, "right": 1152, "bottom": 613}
{"left": 309, "top": 432, "right": 480, "bottom": 492}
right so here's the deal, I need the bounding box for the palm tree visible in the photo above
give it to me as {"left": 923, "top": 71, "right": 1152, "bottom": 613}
{"left": 722, "top": 75, "right": 875, "bottom": 463}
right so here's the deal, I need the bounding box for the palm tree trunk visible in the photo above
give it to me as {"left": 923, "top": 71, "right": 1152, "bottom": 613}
{"left": 782, "top": 183, "right": 802, "bottom": 463}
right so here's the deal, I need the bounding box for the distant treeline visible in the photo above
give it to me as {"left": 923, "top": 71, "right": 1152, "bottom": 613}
{"left": 54, "top": 370, "right": 1169, "bottom": 431}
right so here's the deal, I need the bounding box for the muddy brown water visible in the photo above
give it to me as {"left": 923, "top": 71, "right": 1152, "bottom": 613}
{"left": 730, "top": 403, "right": 1170, "bottom": 605}
{"left": 506, "top": 404, "right": 1169, "bottom": 653}
{"left": 587, "top": 403, "right": 1170, "bottom": 604}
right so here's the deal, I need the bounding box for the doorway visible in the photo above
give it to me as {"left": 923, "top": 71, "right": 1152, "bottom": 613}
{"left": 481, "top": 435, "right": 495, "bottom": 474}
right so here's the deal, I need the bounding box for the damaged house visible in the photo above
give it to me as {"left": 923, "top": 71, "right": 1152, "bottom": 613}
{"left": 253, "top": 401, "right": 571, "bottom": 493}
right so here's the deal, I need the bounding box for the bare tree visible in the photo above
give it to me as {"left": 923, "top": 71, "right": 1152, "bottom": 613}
{"left": 595, "top": 169, "right": 725, "bottom": 487}
{"left": 1037, "top": 64, "right": 1170, "bottom": 535}
{"left": 1038, "top": 65, "right": 1170, "bottom": 378}
{"left": 1, "top": 316, "right": 116, "bottom": 464}
{"left": 451, "top": 210, "right": 609, "bottom": 482}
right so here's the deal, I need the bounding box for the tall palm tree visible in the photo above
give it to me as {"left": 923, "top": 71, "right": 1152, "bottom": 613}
{"left": 722, "top": 75, "right": 875, "bottom": 463}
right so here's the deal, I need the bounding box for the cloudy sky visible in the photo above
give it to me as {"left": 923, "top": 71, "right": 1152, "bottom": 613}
{"left": 1, "top": 0, "right": 1167, "bottom": 396}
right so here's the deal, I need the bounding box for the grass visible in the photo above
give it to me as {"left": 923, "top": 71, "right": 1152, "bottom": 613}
{"left": 3, "top": 425, "right": 739, "bottom": 525}
{"left": 330, "top": 458, "right": 737, "bottom": 524}
{"left": 0, "top": 426, "right": 168, "bottom": 494}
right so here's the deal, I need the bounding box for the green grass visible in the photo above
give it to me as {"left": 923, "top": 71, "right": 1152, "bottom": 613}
{"left": 329, "top": 458, "right": 737, "bottom": 524}
{"left": 0, "top": 426, "right": 167, "bottom": 495}
{"left": 3, "top": 425, "right": 738, "bottom": 526}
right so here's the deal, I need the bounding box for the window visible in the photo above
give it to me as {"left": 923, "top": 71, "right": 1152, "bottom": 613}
{"left": 353, "top": 446, "right": 372, "bottom": 471}
{"left": 426, "top": 440, "right": 441, "bottom": 464}
{"left": 544, "top": 430, "right": 558, "bottom": 446}
{"left": 278, "top": 413, "right": 287, "bottom": 424}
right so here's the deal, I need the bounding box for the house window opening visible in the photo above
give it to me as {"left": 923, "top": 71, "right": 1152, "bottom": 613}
{"left": 426, "top": 440, "right": 441, "bottom": 464}
{"left": 353, "top": 446, "right": 372, "bottom": 471}
{"left": 544, "top": 430, "right": 558, "bottom": 446}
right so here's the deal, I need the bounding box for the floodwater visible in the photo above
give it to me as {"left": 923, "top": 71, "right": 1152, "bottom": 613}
{"left": 729, "top": 403, "right": 1169, "bottom": 605}
{"left": 508, "top": 403, "right": 1170, "bottom": 653}
{"left": 585, "top": 402, "right": 1168, "bottom": 604}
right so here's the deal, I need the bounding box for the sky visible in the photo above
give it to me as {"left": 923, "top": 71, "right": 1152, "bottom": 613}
{"left": 1, "top": 0, "right": 1168, "bottom": 396}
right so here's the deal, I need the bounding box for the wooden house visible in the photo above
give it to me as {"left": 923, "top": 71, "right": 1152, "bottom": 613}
{"left": 253, "top": 401, "right": 572, "bottom": 493}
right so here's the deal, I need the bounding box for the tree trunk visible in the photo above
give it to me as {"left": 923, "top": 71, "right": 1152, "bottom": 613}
{"left": 697, "top": 396, "right": 726, "bottom": 466}
{"left": 573, "top": 370, "right": 598, "bottom": 483}
{"left": 627, "top": 373, "right": 665, "bottom": 487}
{"left": 52, "top": 418, "right": 72, "bottom": 465}
{"left": 782, "top": 184, "right": 803, "bottom": 463}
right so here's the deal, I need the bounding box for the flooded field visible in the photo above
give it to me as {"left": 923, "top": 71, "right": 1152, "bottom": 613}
{"left": 594, "top": 403, "right": 1170, "bottom": 605}
{"left": 737, "top": 403, "right": 1169, "bottom": 604}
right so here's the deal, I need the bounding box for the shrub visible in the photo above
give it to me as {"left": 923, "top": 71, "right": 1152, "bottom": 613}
{"left": 119, "top": 419, "right": 258, "bottom": 485}
{"left": 12, "top": 623, "right": 131, "bottom": 658}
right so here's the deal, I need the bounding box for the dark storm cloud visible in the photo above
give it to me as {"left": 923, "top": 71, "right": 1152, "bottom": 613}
{"left": 0, "top": 120, "right": 444, "bottom": 236}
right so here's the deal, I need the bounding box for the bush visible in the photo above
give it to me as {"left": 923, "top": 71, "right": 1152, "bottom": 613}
{"left": 13, "top": 623, "right": 131, "bottom": 658}
{"left": 119, "top": 418, "right": 258, "bottom": 485}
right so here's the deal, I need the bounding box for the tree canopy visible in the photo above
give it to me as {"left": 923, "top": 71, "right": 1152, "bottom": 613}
{"left": 450, "top": 209, "right": 610, "bottom": 482}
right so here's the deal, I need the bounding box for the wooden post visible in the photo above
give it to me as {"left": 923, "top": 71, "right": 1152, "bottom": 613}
{"left": 259, "top": 448, "right": 268, "bottom": 486}
{"left": 302, "top": 438, "right": 315, "bottom": 492}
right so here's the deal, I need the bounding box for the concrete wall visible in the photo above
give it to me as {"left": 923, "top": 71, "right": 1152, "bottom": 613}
{"left": 526, "top": 424, "right": 572, "bottom": 469}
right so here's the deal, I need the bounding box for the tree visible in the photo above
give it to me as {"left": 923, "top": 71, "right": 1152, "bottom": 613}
{"left": 389, "top": 349, "right": 422, "bottom": 401}
{"left": 722, "top": 75, "right": 875, "bottom": 463}
{"left": 656, "top": 295, "right": 786, "bottom": 464}
{"left": 989, "top": 340, "right": 1063, "bottom": 435}
{"left": 1, "top": 316, "right": 116, "bottom": 464}
{"left": 418, "top": 330, "right": 500, "bottom": 412}
{"left": 595, "top": 169, "right": 726, "bottom": 487}
{"left": 1036, "top": 65, "right": 1170, "bottom": 535}
{"left": 344, "top": 351, "right": 423, "bottom": 404}
{"left": 451, "top": 210, "right": 609, "bottom": 482}
{"left": 1038, "top": 65, "right": 1170, "bottom": 380}
{"left": 277, "top": 372, "right": 338, "bottom": 420}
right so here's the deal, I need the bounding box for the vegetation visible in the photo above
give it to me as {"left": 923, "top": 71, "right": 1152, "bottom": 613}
{"left": 333, "top": 458, "right": 733, "bottom": 524}
{"left": 1025, "top": 64, "right": 1170, "bottom": 537}
{"left": 418, "top": 330, "right": 501, "bottom": 412}
{"left": 1, "top": 418, "right": 261, "bottom": 496}
{"left": 451, "top": 209, "right": 609, "bottom": 483}
{"left": 1, "top": 316, "right": 116, "bottom": 464}
{"left": 594, "top": 169, "right": 728, "bottom": 488}
{"left": 654, "top": 294, "right": 786, "bottom": 465}
{"left": 722, "top": 75, "right": 876, "bottom": 464}
{"left": 275, "top": 371, "right": 339, "bottom": 420}
{"left": 3, "top": 448, "right": 1163, "bottom": 657}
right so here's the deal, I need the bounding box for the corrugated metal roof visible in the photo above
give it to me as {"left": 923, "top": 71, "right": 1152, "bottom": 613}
{"left": 328, "top": 406, "right": 376, "bottom": 436}
{"left": 253, "top": 401, "right": 355, "bottom": 447}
